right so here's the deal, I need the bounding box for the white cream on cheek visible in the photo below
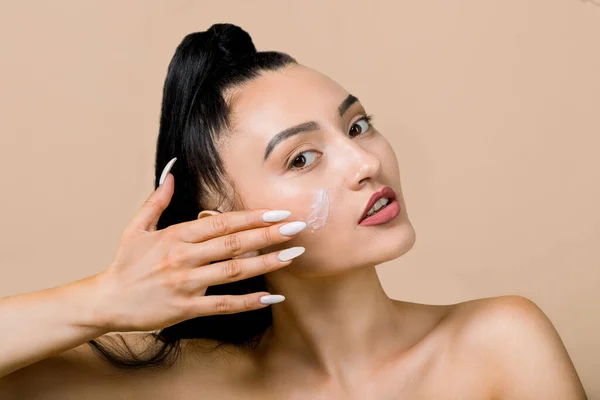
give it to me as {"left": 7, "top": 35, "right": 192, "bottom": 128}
{"left": 304, "top": 187, "right": 330, "bottom": 231}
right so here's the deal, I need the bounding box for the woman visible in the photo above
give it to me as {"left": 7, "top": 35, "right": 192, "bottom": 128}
{"left": 0, "top": 23, "right": 588, "bottom": 399}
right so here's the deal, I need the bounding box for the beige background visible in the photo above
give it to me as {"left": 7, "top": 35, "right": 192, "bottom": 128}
{"left": 0, "top": 0, "right": 598, "bottom": 396}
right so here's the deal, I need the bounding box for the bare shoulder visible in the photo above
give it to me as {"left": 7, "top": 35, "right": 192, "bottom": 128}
{"left": 443, "top": 295, "right": 588, "bottom": 399}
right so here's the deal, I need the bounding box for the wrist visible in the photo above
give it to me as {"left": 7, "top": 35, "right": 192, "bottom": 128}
{"left": 66, "top": 271, "right": 113, "bottom": 335}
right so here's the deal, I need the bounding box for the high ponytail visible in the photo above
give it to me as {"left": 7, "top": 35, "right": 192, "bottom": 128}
{"left": 87, "top": 23, "right": 297, "bottom": 369}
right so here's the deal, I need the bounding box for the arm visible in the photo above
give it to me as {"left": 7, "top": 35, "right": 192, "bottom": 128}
{"left": 0, "top": 273, "right": 108, "bottom": 378}
{"left": 477, "top": 296, "right": 588, "bottom": 399}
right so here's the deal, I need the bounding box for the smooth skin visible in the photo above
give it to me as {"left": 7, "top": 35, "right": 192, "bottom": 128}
{"left": 0, "top": 64, "right": 588, "bottom": 399}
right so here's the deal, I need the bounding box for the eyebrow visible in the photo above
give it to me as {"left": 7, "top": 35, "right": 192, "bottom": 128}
{"left": 263, "top": 94, "right": 359, "bottom": 162}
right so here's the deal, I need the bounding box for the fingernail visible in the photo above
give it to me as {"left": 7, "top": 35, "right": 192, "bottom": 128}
{"left": 159, "top": 157, "right": 177, "bottom": 186}
{"left": 279, "top": 221, "right": 307, "bottom": 236}
{"left": 277, "top": 246, "right": 305, "bottom": 262}
{"left": 260, "top": 294, "right": 285, "bottom": 304}
{"left": 261, "top": 210, "right": 291, "bottom": 222}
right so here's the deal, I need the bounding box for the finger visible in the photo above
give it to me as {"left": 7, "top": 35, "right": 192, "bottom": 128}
{"left": 187, "top": 292, "right": 286, "bottom": 316}
{"left": 184, "top": 247, "right": 305, "bottom": 289}
{"left": 185, "top": 220, "right": 306, "bottom": 265}
{"left": 125, "top": 157, "right": 177, "bottom": 235}
{"left": 232, "top": 250, "right": 261, "bottom": 260}
{"left": 176, "top": 208, "right": 292, "bottom": 243}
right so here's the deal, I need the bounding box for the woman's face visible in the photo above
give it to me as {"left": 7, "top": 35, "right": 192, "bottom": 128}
{"left": 217, "top": 64, "right": 416, "bottom": 277}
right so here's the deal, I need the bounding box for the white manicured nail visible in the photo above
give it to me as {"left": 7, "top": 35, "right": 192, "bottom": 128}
{"left": 279, "top": 221, "right": 307, "bottom": 236}
{"left": 261, "top": 210, "right": 292, "bottom": 222}
{"left": 277, "top": 246, "right": 305, "bottom": 262}
{"left": 260, "top": 294, "right": 285, "bottom": 304}
{"left": 159, "top": 157, "right": 177, "bottom": 186}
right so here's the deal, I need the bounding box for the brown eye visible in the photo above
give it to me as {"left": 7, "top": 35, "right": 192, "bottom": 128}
{"left": 349, "top": 117, "right": 371, "bottom": 138}
{"left": 291, "top": 154, "right": 307, "bottom": 168}
{"left": 287, "top": 151, "right": 318, "bottom": 170}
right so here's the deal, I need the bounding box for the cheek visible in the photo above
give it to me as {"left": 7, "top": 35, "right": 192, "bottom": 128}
{"left": 264, "top": 186, "right": 332, "bottom": 231}
{"left": 302, "top": 187, "right": 331, "bottom": 230}
{"left": 244, "top": 183, "right": 315, "bottom": 221}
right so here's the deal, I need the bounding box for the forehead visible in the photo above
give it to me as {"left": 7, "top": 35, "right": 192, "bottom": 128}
{"left": 225, "top": 64, "right": 349, "bottom": 141}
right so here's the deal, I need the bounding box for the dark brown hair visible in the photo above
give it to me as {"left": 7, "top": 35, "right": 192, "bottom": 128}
{"left": 87, "top": 23, "right": 297, "bottom": 369}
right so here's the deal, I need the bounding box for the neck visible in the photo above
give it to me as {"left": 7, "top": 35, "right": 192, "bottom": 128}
{"left": 257, "top": 265, "right": 404, "bottom": 381}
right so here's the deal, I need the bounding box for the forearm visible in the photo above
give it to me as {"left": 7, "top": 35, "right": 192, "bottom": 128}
{"left": 0, "top": 273, "right": 109, "bottom": 378}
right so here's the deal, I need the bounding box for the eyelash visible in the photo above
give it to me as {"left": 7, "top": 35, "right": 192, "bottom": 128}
{"left": 286, "top": 114, "right": 375, "bottom": 171}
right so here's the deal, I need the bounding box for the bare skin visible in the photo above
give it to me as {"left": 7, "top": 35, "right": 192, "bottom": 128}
{"left": 0, "top": 296, "right": 586, "bottom": 399}
{"left": 0, "top": 64, "right": 587, "bottom": 398}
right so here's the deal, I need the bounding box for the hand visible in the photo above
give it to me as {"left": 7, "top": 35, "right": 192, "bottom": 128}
{"left": 90, "top": 159, "right": 306, "bottom": 333}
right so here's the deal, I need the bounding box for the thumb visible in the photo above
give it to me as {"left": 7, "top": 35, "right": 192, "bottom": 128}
{"left": 126, "top": 157, "right": 177, "bottom": 235}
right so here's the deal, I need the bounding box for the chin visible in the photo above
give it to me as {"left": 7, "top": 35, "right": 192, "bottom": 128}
{"left": 363, "top": 218, "right": 416, "bottom": 266}
{"left": 385, "top": 221, "right": 417, "bottom": 261}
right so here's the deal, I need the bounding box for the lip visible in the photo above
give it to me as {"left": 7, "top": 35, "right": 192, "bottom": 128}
{"left": 358, "top": 186, "right": 397, "bottom": 224}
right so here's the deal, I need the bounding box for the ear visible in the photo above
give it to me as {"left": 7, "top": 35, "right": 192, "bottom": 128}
{"left": 197, "top": 210, "right": 221, "bottom": 219}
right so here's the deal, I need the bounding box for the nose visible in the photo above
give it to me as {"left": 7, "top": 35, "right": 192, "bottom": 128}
{"left": 345, "top": 142, "right": 382, "bottom": 191}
